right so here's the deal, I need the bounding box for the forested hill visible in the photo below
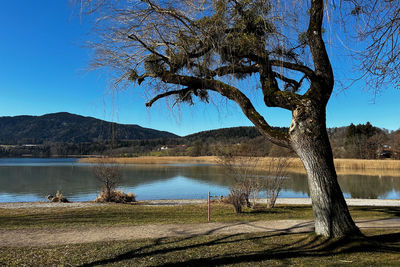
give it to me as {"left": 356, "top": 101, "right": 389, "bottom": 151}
{"left": 0, "top": 113, "right": 398, "bottom": 160}
{"left": 0, "top": 112, "right": 178, "bottom": 144}
{"left": 184, "top": 126, "right": 288, "bottom": 141}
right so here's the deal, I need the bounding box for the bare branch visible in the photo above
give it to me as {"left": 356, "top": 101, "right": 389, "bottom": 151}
{"left": 146, "top": 71, "right": 290, "bottom": 147}
{"left": 127, "top": 34, "right": 170, "bottom": 63}
{"left": 145, "top": 87, "right": 192, "bottom": 107}
{"left": 270, "top": 60, "right": 316, "bottom": 79}
{"left": 211, "top": 64, "right": 259, "bottom": 77}
{"left": 272, "top": 71, "right": 301, "bottom": 92}
{"left": 340, "top": 0, "right": 400, "bottom": 89}
{"left": 304, "top": 0, "right": 334, "bottom": 104}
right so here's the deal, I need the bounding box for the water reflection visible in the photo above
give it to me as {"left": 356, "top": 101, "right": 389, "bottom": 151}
{"left": 338, "top": 175, "right": 400, "bottom": 199}
{"left": 0, "top": 159, "right": 399, "bottom": 202}
{"left": 0, "top": 165, "right": 98, "bottom": 201}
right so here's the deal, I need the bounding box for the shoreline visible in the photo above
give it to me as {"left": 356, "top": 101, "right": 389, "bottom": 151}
{"left": 1, "top": 198, "right": 399, "bottom": 209}
{"left": 78, "top": 156, "right": 400, "bottom": 176}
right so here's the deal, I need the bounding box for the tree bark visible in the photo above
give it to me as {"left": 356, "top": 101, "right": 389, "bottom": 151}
{"left": 289, "top": 101, "right": 361, "bottom": 238}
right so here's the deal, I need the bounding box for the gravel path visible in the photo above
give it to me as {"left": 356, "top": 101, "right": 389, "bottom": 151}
{"left": 1, "top": 219, "right": 400, "bottom": 247}
{"left": 141, "top": 198, "right": 400, "bottom": 207}
{"left": 1, "top": 198, "right": 399, "bottom": 247}
{"left": 0, "top": 202, "right": 103, "bottom": 209}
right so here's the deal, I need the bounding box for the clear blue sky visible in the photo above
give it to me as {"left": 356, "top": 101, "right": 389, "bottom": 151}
{"left": 0, "top": 1, "right": 399, "bottom": 136}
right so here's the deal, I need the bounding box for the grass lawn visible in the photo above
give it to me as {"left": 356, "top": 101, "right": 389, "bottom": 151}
{"left": 1, "top": 203, "right": 400, "bottom": 266}
{"left": 0, "top": 203, "right": 399, "bottom": 229}
{"left": 1, "top": 229, "right": 400, "bottom": 266}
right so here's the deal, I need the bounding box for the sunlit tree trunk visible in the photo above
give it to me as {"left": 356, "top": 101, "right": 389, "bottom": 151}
{"left": 289, "top": 103, "right": 360, "bottom": 237}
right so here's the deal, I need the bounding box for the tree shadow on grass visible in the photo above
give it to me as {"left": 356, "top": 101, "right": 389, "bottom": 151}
{"left": 78, "top": 223, "right": 400, "bottom": 267}
{"left": 79, "top": 233, "right": 245, "bottom": 267}
{"left": 352, "top": 206, "right": 400, "bottom": 218}
{"left": 154, "top": 232, "right": 400, "bottom": 267}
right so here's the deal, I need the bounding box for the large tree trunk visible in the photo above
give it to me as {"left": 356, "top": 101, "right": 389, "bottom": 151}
{"left": 289, "top": 103, "right": 361, "bottom": 238}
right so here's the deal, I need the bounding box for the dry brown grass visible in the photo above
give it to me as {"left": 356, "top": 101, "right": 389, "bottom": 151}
{"left": 269, "top": 158, "right": 400, "bottom": 176}
{"left": 94, "top": 190, "right": 136, "bottom": 203}
{"left": 79, "top": 156, "right": 400, "bottom": 176}
{"left": 334, "top": 158, "right": 400, "bottom": 170}
{"left": 79, "top": 156, "right": 219, "bottom": 165}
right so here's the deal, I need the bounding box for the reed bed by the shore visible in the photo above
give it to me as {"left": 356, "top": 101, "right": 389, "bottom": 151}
{"left": 247, "top": 158, "right": 400, "bottom": 176}
{"left": 334, "top": 158, "right": 400, "bottom": 170}
{"left": 79, "top": 156, "right": 400, "bottom": 176}
{"left": 79, "top": 156, "right": 220, "bottom": 165}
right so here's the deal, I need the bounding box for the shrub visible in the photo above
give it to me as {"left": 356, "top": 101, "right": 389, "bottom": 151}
{"left": 226, "top": 186, "right": 247, "bottom": 213}
{"left": 46, "top": 190, "right": 69, "bottom": 203}
{"left": 216, "top": 146, "right": 261, "bottom": 212}
{"left": 217, "top": 145, "right": 290, "bottom": 210}
{"left": 94, "top": 190, "right": 136, "bottom": 203}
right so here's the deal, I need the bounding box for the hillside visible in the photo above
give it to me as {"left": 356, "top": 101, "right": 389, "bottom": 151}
{"left": 0, "top": 113, "right": 398, "bottom": 159}
{"left": 184, "top": 126, "right": 288, "bottom": 141}
{"left": 0, "top": 112, "right": 178, "bottom": 144}
{"left": 185, "top": 126, "right": 261, "bottom": 141}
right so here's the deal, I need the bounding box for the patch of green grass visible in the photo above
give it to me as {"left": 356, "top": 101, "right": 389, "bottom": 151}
{"left": 0, "top": 203, "right": 398, "bottom": 230}
{"left": 1, "top": 229, "right": 399, "bottom": 266}
{"left": 0, "top": 203, "right": 312, "bottom": 229}
{"left": 349, "top": 206, "right": 400, "bottom": 219}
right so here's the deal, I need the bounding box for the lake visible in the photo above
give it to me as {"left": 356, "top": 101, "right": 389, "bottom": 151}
{"left": 0, "top": 158, "right": 399, "bottom": 202}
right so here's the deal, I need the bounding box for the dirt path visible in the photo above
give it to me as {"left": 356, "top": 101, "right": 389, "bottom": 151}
{"left": 1, "top": 219, "right": 400, "bottom": 247}
{"left": 1, "top": 199, "right": 399, "bottom": 247}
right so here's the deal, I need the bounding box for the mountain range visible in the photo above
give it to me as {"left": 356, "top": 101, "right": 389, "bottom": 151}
{"left": 0, "top": 112, "right": 398, "bottom": 160}
{"left": 0, "top": 112, "right": 178, "bottom": 144}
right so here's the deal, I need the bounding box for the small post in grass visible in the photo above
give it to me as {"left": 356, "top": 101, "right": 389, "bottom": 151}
{"left": 208, "top": 191, "right": 211, "bottom": 222}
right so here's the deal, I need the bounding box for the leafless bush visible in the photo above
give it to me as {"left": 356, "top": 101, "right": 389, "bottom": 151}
{"left": 261, "top": 158, "right": 290, "bottom": 208}
{"left": 216, "top": 146, "right": 262, "bottom": 213}
{"left": 95, "top": 190, "right": 136, "bottom": 203}
{"left": 93, "top": 158, "right": 122, "bottom": 202}
{"left": 226, "top": 187, "right": 247, "bottom": 214}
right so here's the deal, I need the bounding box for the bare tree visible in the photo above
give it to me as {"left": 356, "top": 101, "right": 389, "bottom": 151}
{"left": 390, "top": 130, "right": 400, "bottom": 159}
{"left": 217, "top": 146, "right": 290, "bottom": 210}
{"left": 261, "top": 157, "right": 290, "bottom": 208}
{"left": 341, "top": 1, "right": 400, "bottom": 90}
{"left": 79, "top": 0, "right": 360, "bottom": 237}
{"left": 216, "top": 146, "right": 261, "bottom": 211}
{"left": 93, "top": 158, "right": 122, "bottom": 202}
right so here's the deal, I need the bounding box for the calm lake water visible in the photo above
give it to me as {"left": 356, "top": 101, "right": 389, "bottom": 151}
{"left": 0, "top": 158, "right": 399, "bottom": 202}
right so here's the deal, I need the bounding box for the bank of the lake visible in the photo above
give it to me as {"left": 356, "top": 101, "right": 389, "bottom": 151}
{"left": 2, "top": 198, "right": 400, "bottom": 210}
{"left": 79, "top": 156, "right": 400, "bottom": 176}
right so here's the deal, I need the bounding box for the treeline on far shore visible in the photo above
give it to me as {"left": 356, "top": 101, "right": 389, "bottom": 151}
{"left": 1, "top": 123, "right": 399, "bottom": 160}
